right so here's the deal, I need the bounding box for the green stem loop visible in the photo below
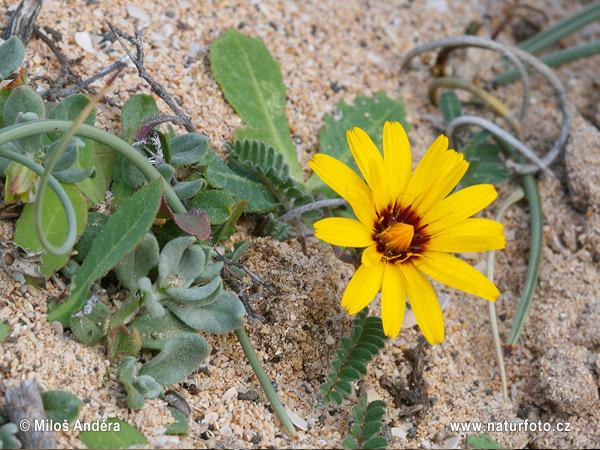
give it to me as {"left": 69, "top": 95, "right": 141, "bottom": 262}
{"left": 0, "top": 119, "right": 297, "bottom": 437}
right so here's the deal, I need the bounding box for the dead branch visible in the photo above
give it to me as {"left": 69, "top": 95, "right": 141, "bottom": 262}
{"left": 1, "top": 0, "right": 44, "bottom": 44}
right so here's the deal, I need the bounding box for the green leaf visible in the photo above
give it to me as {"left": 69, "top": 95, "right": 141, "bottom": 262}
{"left": 117, "top": 356, "right": 145, "bottom": 410}
{"left": 114, "top": 233, "right": 160, "bottom": 291}
{"left": 131, "top": 310, "right": 195, "bottom": 350}
{"left": 78, "top": 418, "right": 148, "bottom": 449}
{"left": 14, "top": 182, "right": 88, "bottom": 278}
{"left": 133, "top": 375, "right": 162, "bottom": 399}
{"left": 467, "top": 434, "right": 504, "bottom": 450}
{"left": 211, "top": 200, "right": 246, "bottom": 244}
{"left": 70, "top": 301, "right": 110, "bottom": 344}
{"left": 169, "top": 133, "right": 209, "bottom": 166}
{"left": 42, "top": 390, "right": 83, "bottom": 424}
{"left": 201, "top": 147, "right": 276, "bottom": 213}
{"left": 74, "top": 141, "right": 118, "bottom": 204}
{"left": 165, "top": 290, "right": 245, "bottom": 334}
{"left": 3, "top": 85, "right": 45, "bottom": 126}
{"left": 138, "top": 332, "right": 210, "bottom": 386}
{"left": 165, "top": 407, "right": 188, "bottom": 436}
{"left": 439, "top": 91, "right": 462, "bottom": 122}
{"left": 47, "top": 94, "right": 96, "bottom": 141}
{"left": 460, "top": 141, "right": 508, "bottom": 187}
{"left": 363, "top": 436, "right": 388, "bottom": 449}
{"left": 0, "top": 423, "right": 21, "bottom": 449}
{"left": 73, "top": 212, "right": 108, "bottom": 262}
{"left": 0, "top": 36, "right": 25, "bottom": 83}
{"left": 343, "top": 436, "right": 360, "bottom": 450}
{"left": 189, "top": 189, "right": 235, "bottom": 225}
{"left": 310, "top": 92, "right": 410, "bottom": 192}
{"left": 210, "top": 29, "right": 302, "bottom": 179}
{"left": 47, "top": 178, "right": 162, "bottom": 326}
{"left": 0, "top": 322, "right": 10, "bottom": 341}
{"left": 120, "top": 94, "right": 160, "bottom": 142}
{"left": 173, "top": 178, "right": 205, "bottom": 201}
{"left": 362, "top": 421, "right": 383, "bottom": 441}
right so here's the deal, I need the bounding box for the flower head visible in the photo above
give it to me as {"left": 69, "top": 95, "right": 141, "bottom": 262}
{"left": 309, "top": 122, "right": 505, "bottom": 345}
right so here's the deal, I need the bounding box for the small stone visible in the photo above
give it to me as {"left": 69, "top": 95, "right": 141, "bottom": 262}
{"left": 74, "top": 31, "right": 94, "bottom": 53}
{"left": 285, "top": 407, "right": 308, "bottom": 431}
{"left": 126, "top": 5, "right": 150, "bottom": 23}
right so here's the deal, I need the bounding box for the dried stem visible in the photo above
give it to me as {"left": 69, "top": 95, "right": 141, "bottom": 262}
{"left": 106, "top": 20, "right": 195, "bottom": 133}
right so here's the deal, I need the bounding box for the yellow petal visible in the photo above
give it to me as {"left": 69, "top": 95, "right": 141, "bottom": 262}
{"left": 345, "top": 184, "right": 378, "bottom": 228}
{"left": 427, "top": 218, "right": 506, "bottom": 253}
{"left": 314, "top": 218, "right": 374, "bottom": 247}
{"left": 381, "top": 263, "right": 407, "bottom": 338}
{"left": 342, "top": 261, "right": 386, "bottom": 314}
{"left": 347, "top": 127, "right": 385, "bottom": 187}
{"left": 362, "top": 244, "right": 382, "bottom": 266}
{"left": 404, "top": 135, "right": 448, "bottom": 206}
{"left": 422, "top": 184, "right": 498, "bottom": 229}
{"left": 416, "top": 251, "right": 500, "bottom": 301}
{"left": 308, "top": 153, "right": 372, "bottom": 204}
{"left": 402, "top": 263, "right": 445, "bottom": 345}
{"left": 383, "top": 121, "right": 412, "bottom": 197}
{"left": 415, "top": 152, "right": 469, "bottom": 213}
{"left": 368, "top": 158, "right": 392, "bottom": 213}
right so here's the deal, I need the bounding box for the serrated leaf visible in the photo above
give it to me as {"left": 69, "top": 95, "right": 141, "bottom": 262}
{"left": 78, "top": 418, "right": 148, "bottom": 449}
{"left": 460, "top": 141, "right": 508, "bottom": 187}
{"left": 309, "top": 92, "right": 410, "bottom": 192}
{"left": 138, "top": 332, "right": 210, "bottom": 386}
{"left": 363, "top": 436, "right": 388, "bottom": 449}
{"left": 130, "top": 310, "right": 195, "bottom": 350}
{"left": 114, "top": 232, "right": 160, "bottom": 291}
{"left": 343, "top": 436, "right": 360, "bottom": 450}
{"left": 165, "top": 406, "right": 188, "bottom": 436}
{"left": 467, "top": 434, "right": 504, "bottom": 449}
{"left": 165, "top": 290, "right": 245, "bottom": 334}
{"left": 42, "top": 390, "right": 83, "bottom": 424}
{"left": 201, "top": 147, "right": 276, "bottom": 213}
{"left": 13, "top": 182, "right": 88, "bottom": 278}
{"left": 47, "top": 178, "right": 162, "bottom": 326}
{"left": 0, "top": 36, "right": 25, "bottom": 83}
{"left": 70, "top": 301, "right": 110, "bottom": 344}
{"left": 439, "top": 90, "right": 462, "bottom": 122}
{"left": 210, "top": 29, "right": 301, "bottom": 179}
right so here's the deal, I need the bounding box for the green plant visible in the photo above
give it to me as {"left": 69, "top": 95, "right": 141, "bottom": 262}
{"left": 342, "top": 393, "right": 387, "bottom": 450}
{"left": 320, "top": 308, "right": 387, "bottom": 405}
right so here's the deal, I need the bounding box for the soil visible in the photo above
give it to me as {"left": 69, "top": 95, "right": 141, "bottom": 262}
{"left": 1, "top": 0, "right": 600, "bottom": 448}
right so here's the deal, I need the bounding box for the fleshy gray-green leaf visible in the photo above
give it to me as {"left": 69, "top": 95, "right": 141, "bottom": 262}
{"left": 0, "top": 423, "right": 21, "bottom": 449}
{"left": 47, "top": 94, "right": 96, "bottom": 141}
{"left": 121, "top": 94, "right": 160, "bottom": 142}
{"left": 78, "top": 418, "right": 148, "bottom": 449}
{"left": 166, "top": 277, "right": 222, "bottom": 305}
{"left": 165, "top": 407, "right": 188, "bottom": 436}
{"left": 169, "top": 133, "right": 209, "bottom": 166}
{"left": 157, "top": 236, "right": 205, "bottom": 288}
{"left": 133, "top": 375, "right": 162, "bottom": 399}
{"left": 53, "top": 165, "right": 95, "bottom": 184}
{"left": 131, "top": 309, "right": 195, "bottom": 350}
{"left": 74, "top": 140, "right": 117, "bottom": 204}
{"left": 138, "top": 332, "right": 210, "bottom": 386}
{"left": 3, "top": 85, "right": 45, "bottom": 126}
{"left": 309, "top": 92, "right": 410, "bottom": 192}
{"left": 165, "top": 290, "right": 245, "bottom": 334}
{"left": 42, "top": 390, "right": 84, "bottom": 424}
{"left": 47, "top": 178, "right": 162, "bottom": 326}
{"left": 466, "top": 434, "right": 505, "bottom": 449}
{"left": 70, "top": 301, "right": 110, "bottom": 345}
{"left": 114, "top": 233, "right": 160, "bottom": 291}
{"left": 13, "top": 111, "right": 43, "bottom": 154}
{"left": 44, "top": 137, "right": 84, "bottom": 172}
{"left": 173, "top": 178, "right": 205, "bottom": 201}
{"left": 0, "top": 142, "right": 20, "bottom": 176}
{"left": 0, "top": 36, "right": 25, "bottom": 83}
{"left": 210, "top": 29, "right": 302, "bottom": 179}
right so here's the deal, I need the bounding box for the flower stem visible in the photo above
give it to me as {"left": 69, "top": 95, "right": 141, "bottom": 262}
{"left": 235, "top": 328, "right": 298, "bottom": 437}
{"left": 278, "top": 198, "right": 347, "bottom": 222}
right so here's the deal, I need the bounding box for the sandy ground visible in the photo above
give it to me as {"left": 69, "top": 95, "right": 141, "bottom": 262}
{"left": 1, "top": 0, "right": 600, "bottom": 448}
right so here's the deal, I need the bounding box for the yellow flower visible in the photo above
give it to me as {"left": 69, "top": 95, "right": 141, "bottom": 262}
{"left": 309, "top": 122, "right": 505, "bottom": 345}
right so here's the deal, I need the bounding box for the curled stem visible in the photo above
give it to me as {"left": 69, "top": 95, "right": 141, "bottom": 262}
{"left": 401, "top": 35, "right": 531, "bottom": 122}
{"left": 428, "top": 77, "right": 522, "bottom": 136}
{"left": 487, "top": 187, "right": 525, "bottom": 404}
